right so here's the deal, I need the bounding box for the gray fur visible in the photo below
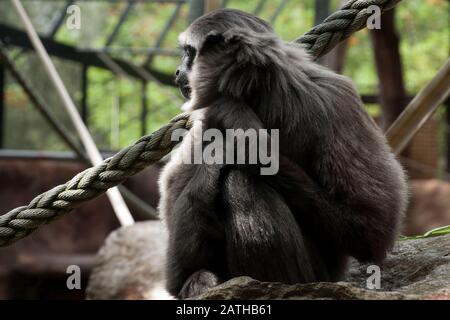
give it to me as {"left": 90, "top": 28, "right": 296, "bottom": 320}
{"left": 160, "top": 9, "right": 408, "bottom": 299}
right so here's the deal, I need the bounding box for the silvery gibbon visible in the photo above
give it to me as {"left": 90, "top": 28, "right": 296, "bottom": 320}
{"left": 158, "top": 8, "right": 408, "bottom": 299}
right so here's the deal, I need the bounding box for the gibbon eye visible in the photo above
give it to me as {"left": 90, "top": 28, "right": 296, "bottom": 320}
{"left": 184, "top": 45, "right": 196, "bottom": 58}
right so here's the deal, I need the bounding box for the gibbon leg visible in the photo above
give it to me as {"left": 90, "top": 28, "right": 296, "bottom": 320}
{"left": 221, "top": 168, "right": 318, "bottom": 284}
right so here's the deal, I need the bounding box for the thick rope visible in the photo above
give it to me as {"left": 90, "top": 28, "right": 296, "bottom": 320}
{"left": 296, "top": 0, "right": 402, "bottom": 58}
{"left": 0, "top": 113, "right": 192, "bottom": 246}
{"left": 0, "top": 0, "right": 401, "bottom": 246}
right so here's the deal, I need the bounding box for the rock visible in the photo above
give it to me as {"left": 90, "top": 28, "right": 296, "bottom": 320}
{"left": 346, "top": 234, "right": 450, "bottom": 299}
{"left": 194, "top": 277, "right": 417, "bottom": 300}
{"left": 86, "top": 221, "right": 172, "bottom": 300}
{"left": 86, "top": 222, "right": 450, "bottom": 300}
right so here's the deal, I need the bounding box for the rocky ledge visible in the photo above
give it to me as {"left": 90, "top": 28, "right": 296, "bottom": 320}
{"left": 86, "top": 221, "right": 450, "bottom": 300}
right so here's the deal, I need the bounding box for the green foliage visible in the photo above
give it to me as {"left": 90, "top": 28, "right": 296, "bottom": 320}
{"left": 399, "top": 225, "right": 450, "bottom": 240}
{"left": 397, "top": 0, "right": 449, "bottom": 93}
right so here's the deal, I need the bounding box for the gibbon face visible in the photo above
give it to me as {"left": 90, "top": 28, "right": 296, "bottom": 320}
{"left": 174, "top": 9, "right": 274, "bottom": 102}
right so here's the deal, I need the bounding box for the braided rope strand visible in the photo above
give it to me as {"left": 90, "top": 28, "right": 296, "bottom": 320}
{"left": 0, "top": 113, "right": 192, "bottom": 246}
{"left": 0, "top": 0, "right": 401, "bottom": 246}
{"left": 296, "top": 0, "right": 402, "bottom": 58}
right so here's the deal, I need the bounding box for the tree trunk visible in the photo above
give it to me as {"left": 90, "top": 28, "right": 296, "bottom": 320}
{"left": 370, "top": 9, "right": 408, "bottom": 130}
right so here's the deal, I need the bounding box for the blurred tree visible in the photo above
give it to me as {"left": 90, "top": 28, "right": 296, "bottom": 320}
{"left": 370, "top": 9, "right": 408, "bottom": 130}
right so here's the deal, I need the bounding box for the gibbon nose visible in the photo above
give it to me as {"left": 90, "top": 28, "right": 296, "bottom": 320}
{"left": 175, "top": 68, "right": 187, "bottom": 87}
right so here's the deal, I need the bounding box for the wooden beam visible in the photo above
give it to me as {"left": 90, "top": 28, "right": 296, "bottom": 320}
{"left": 386, "top": 58, "right": 450, "bottom": 155}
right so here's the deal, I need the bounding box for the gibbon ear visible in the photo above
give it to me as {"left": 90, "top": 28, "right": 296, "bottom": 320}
{"left": 199, "top": 28, "right": 282, "bottom": 66}
{"left": 222, "top": 28, "right": 283, "bottom": 66}
{"left": 199, "top": 30, "right": 225, "bottom": 54}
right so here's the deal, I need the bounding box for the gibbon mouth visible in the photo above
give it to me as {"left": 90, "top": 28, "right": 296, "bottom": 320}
{"left": 180, "top": 85, "right": 191, "bottom": 100}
